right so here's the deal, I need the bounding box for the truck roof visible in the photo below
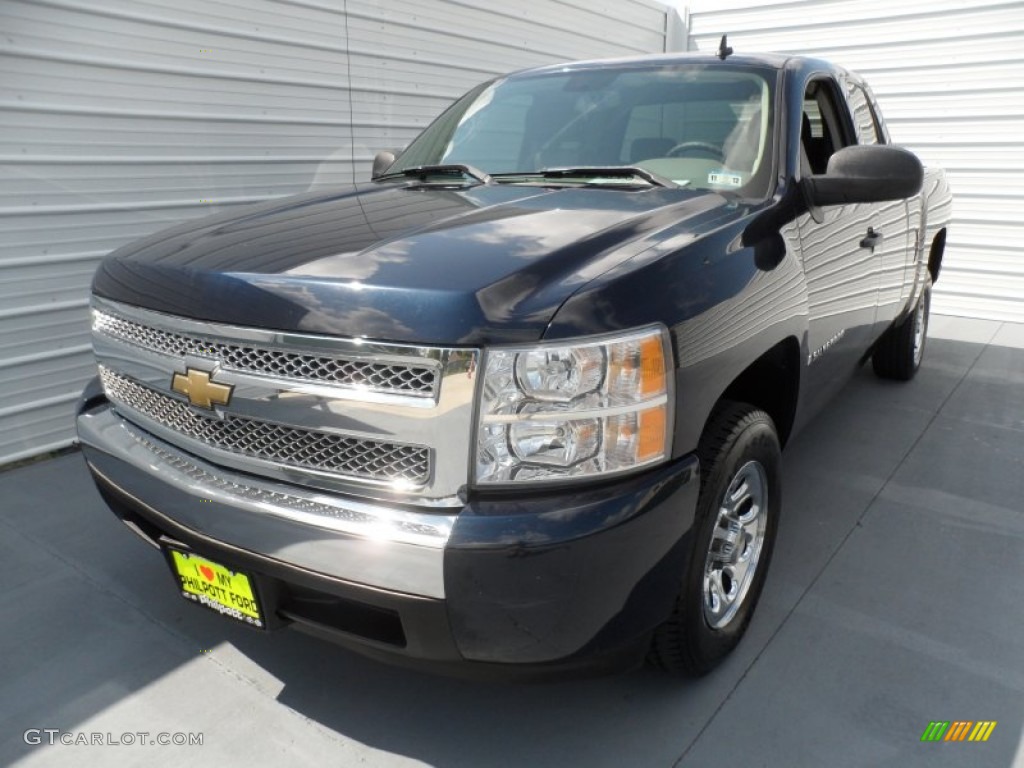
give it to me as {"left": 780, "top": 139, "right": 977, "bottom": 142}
{"left": 510, "top": 51, "right": 847, "bottom": 79}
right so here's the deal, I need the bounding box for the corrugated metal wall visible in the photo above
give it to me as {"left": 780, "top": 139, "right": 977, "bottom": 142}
{"left": 0, "top": 0, "right": 675, "bottom": 465}
{"left": 685, "top": 0, "right": 1024, "bottom": 323}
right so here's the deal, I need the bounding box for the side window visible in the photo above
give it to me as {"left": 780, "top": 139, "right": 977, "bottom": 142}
{"left": 866, "top": 91, "right": 890, "bottom": 144}
{"left": 800, "top": 78, "right": 851, "bottom": 175}
{"left": 844, "top": 82, "right": 882, "bottom": 145}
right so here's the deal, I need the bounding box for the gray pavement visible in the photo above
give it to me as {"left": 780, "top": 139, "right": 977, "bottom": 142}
{"left": 1, "top": 315, "right": 1022, "bottom": 768}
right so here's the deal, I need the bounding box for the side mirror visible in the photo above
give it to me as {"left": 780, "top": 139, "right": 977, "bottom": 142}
{"left": 803, "top": 145, "right": 923, "bottom": 206}
{"left": 371, "top": 149, "right": 400, "bottom": 179}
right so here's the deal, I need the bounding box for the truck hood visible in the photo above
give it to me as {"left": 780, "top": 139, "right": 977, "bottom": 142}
{"left": 94, "top": 182, "right": 736, "bottom": 344}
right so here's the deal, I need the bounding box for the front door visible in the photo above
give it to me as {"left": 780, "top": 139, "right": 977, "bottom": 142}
{"left": 791, "top": 76, "right": 889, "bottom": 414}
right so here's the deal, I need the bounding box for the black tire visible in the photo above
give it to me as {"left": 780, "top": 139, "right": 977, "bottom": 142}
{"left": 872, "top": 278, "right": 931, "bottom": 381}
{"left": 648, "top": 401, "right": 781, "bottom": 676}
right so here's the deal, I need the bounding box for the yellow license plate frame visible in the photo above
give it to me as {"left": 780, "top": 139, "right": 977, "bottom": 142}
{"left": 165, "top": 548, "right": 265, "bottom": 629}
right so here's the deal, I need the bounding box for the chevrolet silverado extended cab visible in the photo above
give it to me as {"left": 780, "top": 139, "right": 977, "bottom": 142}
{"left": 77, "top": 51, "right": 952, "bottom": 678}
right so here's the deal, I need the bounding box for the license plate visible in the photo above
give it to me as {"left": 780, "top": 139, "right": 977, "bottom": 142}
{"left": 165, "top": 548, "right": 265, "bottom": 629}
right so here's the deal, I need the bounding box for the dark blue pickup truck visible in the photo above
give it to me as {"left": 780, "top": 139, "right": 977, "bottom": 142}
{"left": 76, "top": 51, "right": 952, "bottom": 678}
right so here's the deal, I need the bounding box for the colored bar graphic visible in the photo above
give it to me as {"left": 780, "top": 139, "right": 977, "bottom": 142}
{"left": 969, "top": 722, "right": 997, "bottom": 742}
{"left": 944, "top": 721, "right": 972, "bottom": 741}
{"left": 921, "top": 721, "right": 996, "bottom": 742}
{"left": 921, "top": 722, "right": 949, "bottom": 741}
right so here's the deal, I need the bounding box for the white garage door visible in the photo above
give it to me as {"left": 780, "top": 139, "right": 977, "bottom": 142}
{"left": 0, "top": 0, "right": 675, "bottom": 465}
{"left": 685, "top": 0, "right": 1024, "bottom": 324}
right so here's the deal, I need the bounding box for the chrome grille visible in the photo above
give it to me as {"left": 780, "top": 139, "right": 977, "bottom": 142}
{"left": 99, "top": 367, "right": 430, "bottom": 485}
{"left": 93, "top": 309, "right": 438, "bottom": 396}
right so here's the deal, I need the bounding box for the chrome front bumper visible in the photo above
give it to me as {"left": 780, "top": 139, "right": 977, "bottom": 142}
{"left": 77, "top": 400, "right": 455, "bottom": 598}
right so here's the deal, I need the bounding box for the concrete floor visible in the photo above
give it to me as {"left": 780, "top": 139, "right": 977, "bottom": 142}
{"left": 1, "top": 315, "right": 1022, "bottom": 768}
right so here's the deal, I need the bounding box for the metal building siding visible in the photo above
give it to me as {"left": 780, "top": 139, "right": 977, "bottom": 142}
{"left": 0, "top": 0, "right": 675, "bottom": 464}
{"left": 686, "top": 0, "right": 1024, "bottom": 323}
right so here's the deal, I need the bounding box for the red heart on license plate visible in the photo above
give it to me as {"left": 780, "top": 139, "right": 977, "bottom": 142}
{"left": 199, "top": 565, "right": 215, "bottom": 582}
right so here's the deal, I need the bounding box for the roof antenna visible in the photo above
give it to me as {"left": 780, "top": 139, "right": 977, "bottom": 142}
{"left": 717, "top": 34, "right": 733, "bottom": 60}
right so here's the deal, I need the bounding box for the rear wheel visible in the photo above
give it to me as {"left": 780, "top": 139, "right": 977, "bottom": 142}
{"left": 872, "top": 278, "right": 931, "bottom": 381}
{"left": 648, "top": 402, "right": 781, "bottom": 676}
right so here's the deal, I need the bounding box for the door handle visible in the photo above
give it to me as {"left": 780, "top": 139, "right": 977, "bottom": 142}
{"left": 860, "top": 227, "right": 884, "bottom": 249}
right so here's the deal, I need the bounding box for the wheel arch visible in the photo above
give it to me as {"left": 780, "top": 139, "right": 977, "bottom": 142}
{"left": 927, "top": 227, "right": 946, "bottom": 284}
{"left": 710, "top": 336, "right": 801, "bottom": 449}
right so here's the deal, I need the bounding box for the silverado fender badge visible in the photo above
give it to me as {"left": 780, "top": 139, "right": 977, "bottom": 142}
{"left": 171, "top": 368, "right": 234, "bottom": 409}
{"left": 807, "top": 328, "right": 847, "bottom": 366}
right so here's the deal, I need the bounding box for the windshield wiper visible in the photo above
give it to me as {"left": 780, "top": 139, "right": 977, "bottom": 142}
{"left": 377, "top": 164, "right": 492, "bottom": 185}
{"left": 492, "top": 166, "right": 680, "bottom": 189}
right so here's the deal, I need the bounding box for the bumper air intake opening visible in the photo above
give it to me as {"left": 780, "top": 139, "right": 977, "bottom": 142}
{"left": 278, "top": 584, "right": 407, "bottom": 648}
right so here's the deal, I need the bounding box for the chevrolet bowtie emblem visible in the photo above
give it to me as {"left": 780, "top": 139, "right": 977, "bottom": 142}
{"left": 171, "top": 368, "right": 233, "bottom": 409}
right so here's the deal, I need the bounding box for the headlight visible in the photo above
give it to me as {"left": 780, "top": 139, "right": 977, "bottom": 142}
{"left": 475, "top": 326, "right": 672, "bottom": 484}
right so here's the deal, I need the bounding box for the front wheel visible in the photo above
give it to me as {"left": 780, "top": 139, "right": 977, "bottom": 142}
{"left": 648, "top": 402, "right": 781, "bottom": 676}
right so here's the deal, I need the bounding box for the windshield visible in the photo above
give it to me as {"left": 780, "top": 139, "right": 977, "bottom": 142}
{"left": 384, "top": 63, "right": 777, "bottom": 196}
